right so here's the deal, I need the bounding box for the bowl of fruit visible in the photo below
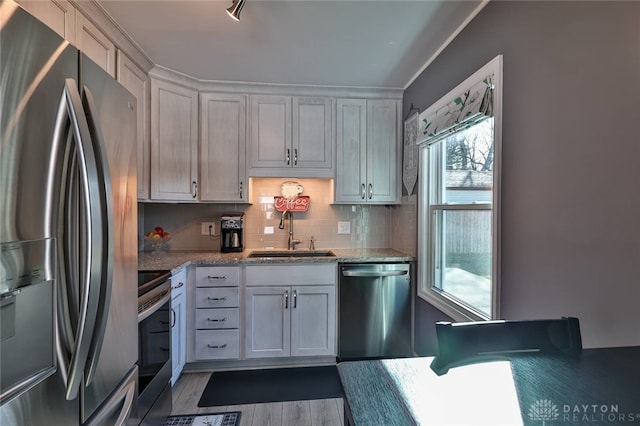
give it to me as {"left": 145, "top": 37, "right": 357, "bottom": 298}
{"left": 144, "top": 227, "right": 172, "bottom": 253}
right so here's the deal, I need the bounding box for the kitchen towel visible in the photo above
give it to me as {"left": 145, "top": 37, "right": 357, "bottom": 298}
{"left": 197, "top": 365, "right": 344, "bottom": 407}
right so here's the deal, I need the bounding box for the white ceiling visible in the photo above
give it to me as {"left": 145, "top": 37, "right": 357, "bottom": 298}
{"left": 98, "top": 0, "right": 484, "bottom": 88}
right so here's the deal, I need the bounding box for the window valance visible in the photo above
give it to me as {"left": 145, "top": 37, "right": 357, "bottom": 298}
{"left": 418, "top": 76, "right": 494, "bottom": 146}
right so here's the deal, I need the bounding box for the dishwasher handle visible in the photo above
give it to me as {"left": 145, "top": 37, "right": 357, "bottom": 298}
{"left": 341, "top": 269, "right": 408, "bottom": 278}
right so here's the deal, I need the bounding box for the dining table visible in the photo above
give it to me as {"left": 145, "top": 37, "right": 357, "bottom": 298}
{"left": 336, "top": 346, "right": 640, "bottom": 425}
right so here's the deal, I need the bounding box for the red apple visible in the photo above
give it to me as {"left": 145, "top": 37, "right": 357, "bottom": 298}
{"left": 155, "top": 226, "right": 164, "bottom": 236}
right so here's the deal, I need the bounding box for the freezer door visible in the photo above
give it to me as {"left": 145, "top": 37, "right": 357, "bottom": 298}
{"left": 79, "top": 55, "right": 138, "bottom": 423}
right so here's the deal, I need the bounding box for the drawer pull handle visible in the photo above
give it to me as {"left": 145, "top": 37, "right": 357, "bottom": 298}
{"left": 171, "top": 282, "right": 184, "bottom": 290}
{"left": 207, "top": 317, "right": 227, "bottom": 322}
{"left": 207, "top": 275, "right": 227, "bottom": 280}
{"left": 207, "top": 343, "right": 227, "bottom": 349}
{"left": 208, "top": 296, "right": 227, "bottom": 301}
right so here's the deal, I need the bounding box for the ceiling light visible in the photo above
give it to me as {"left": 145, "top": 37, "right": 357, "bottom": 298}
{"left": 226, "top": 0, "right": 245, "bottom": 22}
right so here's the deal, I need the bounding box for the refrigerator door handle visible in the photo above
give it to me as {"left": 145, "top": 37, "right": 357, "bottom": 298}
{"left": 86, "top": 366, "right": 137, "bottom": 426}
{"left": 341, "top": 269, "right": 409, "bottom": 277}
{"left": 54, "top": 79, "right": 105, "bottom": 400}
{"left": 81, "top": 86, "right": 115, "bottom": 386}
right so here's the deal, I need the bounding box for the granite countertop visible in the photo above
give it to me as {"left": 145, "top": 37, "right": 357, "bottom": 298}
{"left": 138, "top": 248, "right": 414, "bottom": 273}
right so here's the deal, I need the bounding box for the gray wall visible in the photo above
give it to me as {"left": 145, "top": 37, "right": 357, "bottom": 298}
{"left": 405, "top": 1, "right": 640, "bottom": 351}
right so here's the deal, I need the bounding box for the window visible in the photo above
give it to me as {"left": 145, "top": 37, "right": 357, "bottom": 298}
{"left": 417, "top": 56, "right": 502, "bottom": 321}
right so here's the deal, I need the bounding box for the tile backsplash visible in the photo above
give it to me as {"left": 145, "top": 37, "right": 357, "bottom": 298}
{"left": 140, "top": 178, "right": 392, "bottom": 252}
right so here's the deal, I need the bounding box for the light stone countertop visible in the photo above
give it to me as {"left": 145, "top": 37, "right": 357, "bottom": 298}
{"left": 138, "top": 248, "right": 414, "bottom": 273}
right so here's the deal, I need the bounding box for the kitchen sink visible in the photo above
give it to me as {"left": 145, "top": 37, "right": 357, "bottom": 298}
{"left": 248, "top": 250, "right": 336, "bottom": 258}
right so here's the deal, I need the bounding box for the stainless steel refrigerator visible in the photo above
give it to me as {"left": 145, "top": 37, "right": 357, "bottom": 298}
{"left": 1, "top": 3, "right": 138, "bottom": 425}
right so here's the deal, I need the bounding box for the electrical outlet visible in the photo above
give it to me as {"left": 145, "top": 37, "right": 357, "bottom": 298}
{"left": 338, "top": 221, "right": 351, "bottom": 235}
{"left": 201, "top": 222, "right": 216, "bottom": 236}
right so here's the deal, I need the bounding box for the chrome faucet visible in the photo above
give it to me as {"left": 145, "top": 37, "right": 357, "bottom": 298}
{"left": 279, "top": 210, "right": 300, "bottom": 250}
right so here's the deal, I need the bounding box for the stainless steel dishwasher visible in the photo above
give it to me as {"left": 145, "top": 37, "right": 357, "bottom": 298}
{"left": 338, "top": 263, "right": 412, "bottom": 360}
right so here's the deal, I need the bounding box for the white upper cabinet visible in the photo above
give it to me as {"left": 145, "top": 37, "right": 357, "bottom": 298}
{"left": 150, "top": 79, "right": 199, "bottom": 201}
{"left": 293, "top": 97, "right": 333, "bottom": 171}
{"left": 335, "top": 98, "right": 400, "bottom": 204}
{"left": 249, "top": 95, "right": 291, "bottom": 169}
{"left": 199, "top": 93, "right": 247, "bottom": 202}
{"left": 117, "top": 51, "right": 150, "bottom": 200}
{"left": 16, "top": 0, "right": 76, "bottom": 43}
{"left": 249, "top": 95, "right": 333, "bottom": 178}
{"left": 75, "top": 13, "right": 116, "bottom": 77}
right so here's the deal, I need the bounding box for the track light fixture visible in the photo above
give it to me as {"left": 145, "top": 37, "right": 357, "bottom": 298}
{"left": 226, "top": 0, "right": 245, "bottom": 22}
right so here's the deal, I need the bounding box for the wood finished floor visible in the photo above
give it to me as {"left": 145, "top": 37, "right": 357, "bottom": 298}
{"left": 171, "top": 372, "right": 344, "bottom": 426}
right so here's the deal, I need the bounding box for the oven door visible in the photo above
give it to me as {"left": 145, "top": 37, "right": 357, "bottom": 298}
{"left": 137, "top": 280, "right": 172, "bottom": 423}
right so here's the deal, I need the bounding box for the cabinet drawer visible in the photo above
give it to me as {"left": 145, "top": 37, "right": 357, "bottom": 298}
{"left": 195, "top": 266, "right": 240, "bottom": 287}
{"left": 195, "top": 287, "right": 239, "bottom": 308}
{"left": 195, "top": 330, "right": 240, "bottom": 360}
{"left": 195, "top": 308, "right": 239, "bottom": 330}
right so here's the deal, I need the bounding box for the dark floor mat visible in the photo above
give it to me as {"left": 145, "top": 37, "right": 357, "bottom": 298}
{"left": 197, "top": 366, "right": 344, "bottom": 407}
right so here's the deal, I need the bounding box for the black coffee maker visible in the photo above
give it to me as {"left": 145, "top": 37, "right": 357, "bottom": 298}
{"left": 221, "top": 213, "right": 244, "bottom": 253}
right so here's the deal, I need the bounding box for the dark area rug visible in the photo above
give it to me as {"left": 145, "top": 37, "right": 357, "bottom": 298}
{"left": 165, "top": 412, "right": 241, "bottom": 426}
{"left": 197, "top": 365, "right": 344, "bottom": 407}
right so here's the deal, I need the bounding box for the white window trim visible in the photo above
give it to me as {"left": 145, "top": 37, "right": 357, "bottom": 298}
{"left": 417, "top": 55, "right": 503, "bottom": 321}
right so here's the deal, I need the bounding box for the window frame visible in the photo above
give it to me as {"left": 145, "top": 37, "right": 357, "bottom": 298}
{"left": 417, "top": 55, "right": 503, "bottom": 321}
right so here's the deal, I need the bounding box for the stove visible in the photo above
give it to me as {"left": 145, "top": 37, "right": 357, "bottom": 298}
{"left": 138, "top": 270, "right": 171, "bottom": 296}
{"left": 135, "top": 270, "right": 173, "bottom": 425}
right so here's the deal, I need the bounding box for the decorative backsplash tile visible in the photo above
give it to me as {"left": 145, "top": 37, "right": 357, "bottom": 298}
{"left": 140, "top": 178, "right": 394, "bottom": 252}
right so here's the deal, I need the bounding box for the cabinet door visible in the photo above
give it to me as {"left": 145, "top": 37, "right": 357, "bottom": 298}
{"left": 117, "top": 51, "right": 150, "bottom": 200}
{"left": 170, "top": 268, "right": 187, "bottom": 385}
{"left": 16, "top": 0, "right": 76, "bottom": 43}
{"left": 171, "top": 291, "right": 186, "bottom": 385}
{"left": 335, "top": 99, "right": 367, "bottom": 203}
{"left": 150, "top": 79, "right": 198, "bottom": 201}
{"left": 291, "top": 286, "right": 336, "bottom": 357}
{"left": 249, "top": 95, "right": 291, "bottom": 169}
{"left": 200, "top": 93, "right": 247, "bottom": 202}
{"left": 366, "top": 99, "right": 399, "bottom": 203}
{"left": 292, "top": 97, "right": 333, "bottom": 173}
{"left": 75, "top": 14, "right": 116, "bottom": 77}
{"left": 245, "top": 287, "right": 290, "bottom": 358}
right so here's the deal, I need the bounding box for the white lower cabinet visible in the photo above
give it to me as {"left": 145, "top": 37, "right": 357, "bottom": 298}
{"left": 170, "top": 268, "right": 187, "bottom": 385}
{"left": 245, "top": 264, "right": 336, "bottom": 359}
{"left": 194, "top": 266, "right": 241, "bottom": 360}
